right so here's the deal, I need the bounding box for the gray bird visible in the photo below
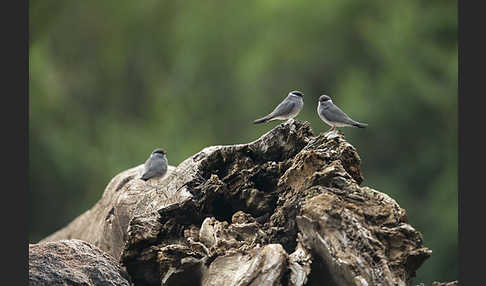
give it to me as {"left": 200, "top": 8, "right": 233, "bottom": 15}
{"left": 253, "top": 90, "right": 304, "bottom": 124}
{"left": 317, "top": 94, "right": 368, "bottom": 131}
{"left": 141, "top": 149, "right": 168, "bottom": 181}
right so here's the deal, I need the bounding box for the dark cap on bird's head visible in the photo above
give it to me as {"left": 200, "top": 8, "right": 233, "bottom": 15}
{"left": 319, "top": 95, "right": 331, "bottom": 102}
{"left": 152, "top": 149, "right": 167, "bottom": 155}
{"left": 290, "top": 90, "right": 304, "bottom": 97}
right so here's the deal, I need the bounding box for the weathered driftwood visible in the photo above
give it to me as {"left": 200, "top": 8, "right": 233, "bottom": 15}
{"left": 29, "top": 239, "right": 131, "bottom": 286}
{"left": 40, "top": 120, "right": 433, "bottom": 286}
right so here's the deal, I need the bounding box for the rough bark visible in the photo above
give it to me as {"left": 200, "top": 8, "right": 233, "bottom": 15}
{"left": 29, "top": 239, "right": 131, "bottom": 286}
{"left": 40, "top": 119, "right": 435, "bottom": 286}
{"left": 416, "top": 282, "right": 459, "bottom": 286}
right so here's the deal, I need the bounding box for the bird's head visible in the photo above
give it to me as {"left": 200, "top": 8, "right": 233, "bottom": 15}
{"left": 289, "top": 90, "right": 304, "bottom": 98}
{"left": 318, "top": 94, "right": 332, "bottom": 103}
{"left": 152, "top": 149, "right": 167, "bottom": 156}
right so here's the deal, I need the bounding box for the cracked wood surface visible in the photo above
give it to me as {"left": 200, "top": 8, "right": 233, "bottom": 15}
{"left": 39, "top": 120, "right": 432, "bottom": 286}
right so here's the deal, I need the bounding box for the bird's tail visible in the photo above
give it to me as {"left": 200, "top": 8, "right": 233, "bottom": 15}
{"left": 253, "top": 116, "right": 271, "bottom": 124}
{"left": 353, "top": 121, "right": 368, "bottom": 128}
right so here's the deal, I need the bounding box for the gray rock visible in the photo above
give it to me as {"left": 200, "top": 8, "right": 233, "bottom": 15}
{"left": 29, "top": 239, "right": 131, "bottom": 286}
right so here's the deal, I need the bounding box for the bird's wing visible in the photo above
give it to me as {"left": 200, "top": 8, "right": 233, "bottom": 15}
{"left": 269, "top": 99, "right": 297, "bottom": 118}
{"left": 321, "top": 103, "right": 355, "bottom": 124}
{"left": 141, "top": 159, "right": 157, "bottom": 179}
{"left": 141, "top": 157, "right": 167, "bottom": 179}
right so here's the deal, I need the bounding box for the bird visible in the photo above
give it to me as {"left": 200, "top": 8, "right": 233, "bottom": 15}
{"left": 253, "top": 90, "right": 304, "bottom": 124}
{"left": 317, "top": 94, "right": 368, "bottom": 132}
{"left": 140, "top": 149, "right": 168, "bottom": 181}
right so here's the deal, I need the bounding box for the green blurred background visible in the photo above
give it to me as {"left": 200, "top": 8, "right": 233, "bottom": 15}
{"left": 29, "top": 1, "right": 457, "bottom": 284}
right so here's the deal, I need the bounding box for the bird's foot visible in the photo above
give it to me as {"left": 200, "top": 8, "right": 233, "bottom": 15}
{"left": 324, "top": 126, "right": 339, "bottom": 136}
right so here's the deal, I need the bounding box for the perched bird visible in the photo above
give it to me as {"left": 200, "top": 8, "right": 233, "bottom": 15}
{"left": 141, "top": 149, "right": 168, "bottom": 181}
{"left": 317, "top": 94, "right": 368, "bottom": 132}
{"left": 253, "top": 90, "right": 304, "bottom": 124}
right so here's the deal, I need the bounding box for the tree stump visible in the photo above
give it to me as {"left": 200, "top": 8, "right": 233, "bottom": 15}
{"left": 39, "top": 120, "right": 433, "bottom": 286}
